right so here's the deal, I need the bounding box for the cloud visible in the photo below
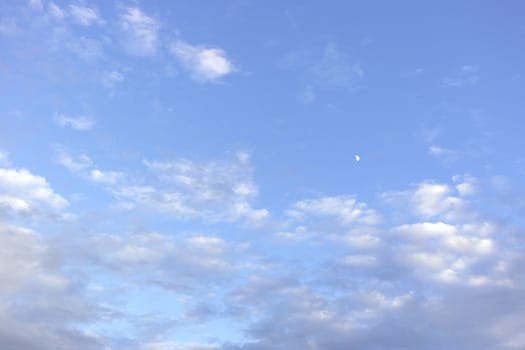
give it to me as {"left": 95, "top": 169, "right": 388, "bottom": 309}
{"left": 54, "top": 114, "right": 94, "bottom": 130}
{"left": 55, "top": 147, "right": 123, "bottom": 187}
{"left": 119, "top": 7, "right": 159, "bottom": 56}
{"left": 442, "top": 65, "right": 480, "bottom": 88}
{"left": 312, "top": 44, "right": 364, "bottom": 89}
{"left": 382, "top": 180, "right": 473, "bottom": 221}
{"left": 170, "top": 41, "right": 235, "bottom": 82}
{"left": 287, "top": 195, "right": 381, "bottom": 225}
{"left": 292, "top": 43, "right": 363, "bottom": 103}
{"left": 68, "top": 5, "right": 101, "bottom": 26}
{"left": 4, "top": 148, "right": 525, "bottom": 349}
{"left": 56, "top": 149, "right": 268, "bottom": 223}
{"left": 89, "top": 169, "right": 122, "bottom": 185}
{"left": 47, "top": 2, "right": 66, "bottom": 19}
{"left": 0, "top": 168, "right": 68, "bottom": 215}
{"left": 55, "top": 147, "right": 93, "bottom": 173}
{"left": 114, "top": 154, "right": 268, "bottom": 223}
{"left": 101, "top": 70, "right": 125, "bottom": 91}
{"left": 428, "top": 144, "right": 458, "bottom": 162}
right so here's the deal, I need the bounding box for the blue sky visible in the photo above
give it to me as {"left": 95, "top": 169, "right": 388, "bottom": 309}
{"left": 1, "top": 1, "right": 525, "bottom": 349}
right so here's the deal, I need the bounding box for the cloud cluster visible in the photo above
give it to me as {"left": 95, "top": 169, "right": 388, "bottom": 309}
{"left": 57, "top": 149, "right": 268, "bottom": 224}
{"left": 215, "top": 176, "right": 525, "bottom": 350}
{"left": 3, "top": 147, "right": 525, "bottom": 349}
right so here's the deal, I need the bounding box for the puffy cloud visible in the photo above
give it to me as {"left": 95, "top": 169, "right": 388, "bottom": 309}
{"left": 383, "top": 180, "right": 473, "bottom": 221}
{"left": 170, "top": 41, "right": 235, "bottom": 82}
{"left": 119, "top": 7, "right": 159, "bottom": 56}
{"left": 0, "top": 168, "right": 68, "bottom": 215}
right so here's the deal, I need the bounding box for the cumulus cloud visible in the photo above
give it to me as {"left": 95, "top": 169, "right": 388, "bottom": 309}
{"left": 3, "top": 149, "right": 525, "bottom": 349}
{"left": 382, "top": 180, "right": 472, "bottom": 221}
{"left": 54, "top": 114, "right": 94, "bottom": 130}
{"left": 0, "top": 168, "right": 68, "bottom": 215}
{"left": 214, "top": 180, "right": 523, "bottom": 350}
{"left": 119, "top": 7, "right": 159, "bottom": 56}
{"left": 170, "top": 41, "right": 235, "bottom": 82}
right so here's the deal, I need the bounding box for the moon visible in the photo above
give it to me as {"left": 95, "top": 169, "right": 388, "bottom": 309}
{"left": 355, "top": 154, "right": 360, "bottom": 162}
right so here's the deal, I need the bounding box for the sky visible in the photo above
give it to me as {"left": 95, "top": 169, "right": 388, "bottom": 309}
{"left": 1, "top": 1, "right": 525, "bottom": 349}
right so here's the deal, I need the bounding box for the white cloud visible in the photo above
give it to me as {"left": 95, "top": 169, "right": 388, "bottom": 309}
{"left": 119, "top": 7, "right": 159, "bottom": 56}
{"left": 383, "top": 181, "right": 470, "bottom": 221}
{"left": 55, "top": 147, "right": 123, "bottom": 187}
{"left": 429, "top": 144, "right": 457, "bottom": 158}
{"left": 170, "top": 41, "right": 235, "bottom": 82}
{"left": 89, "top": 169, "right": 122, "bottom": 185}
{"left": 123, "top": 155, "right": 268, "bottom": 222}
{"left": 48, "top": 2, "right": 66, "bottom": 19}
{"left": 68, "top": 5, "right": 100, "bottom": 26}
{"left": 54, "top": 114, "right": 94, "bottom": 130}
{"left": 288, "top": 195, "right": 381, "bottom": 225}
{"left": 0, "top": 168, "right": 68, "bottom": 213}
{"left": 55, "top": 147, "right": 93, "bottom": 173}
{"left": 453, "top": 174, "right": 478, "bottom": 196}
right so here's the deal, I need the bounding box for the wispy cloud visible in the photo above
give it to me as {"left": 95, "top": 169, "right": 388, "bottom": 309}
{"left": 312, "top": 43, "right": 364, "bottom": 89}
{"left": 54, "top": 114, "right": 94, "bottom": 130}
{"left": 119, "top": 7, "right": 159, "bottom": 56}
{"left": 290, "top": 43, "right": 364, "bottom": 103}
{"left": 170, "top": 41, "right": 235, "bottom": 82}
{"left": 47, "top": 2, "right": 66, "bottom": 19}
{"left": 68, "top": 4, "right": 101, "bottom": 26}
{"left": 442, "top": 65, "right": 480, "bottom": 88}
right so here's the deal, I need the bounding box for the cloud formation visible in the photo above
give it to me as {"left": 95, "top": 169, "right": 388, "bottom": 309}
{"left": 119, "top": 7, "right": 159, "bottom": 56}
{"left": 170, "top": 41, "right": 235, "bottom": 82}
